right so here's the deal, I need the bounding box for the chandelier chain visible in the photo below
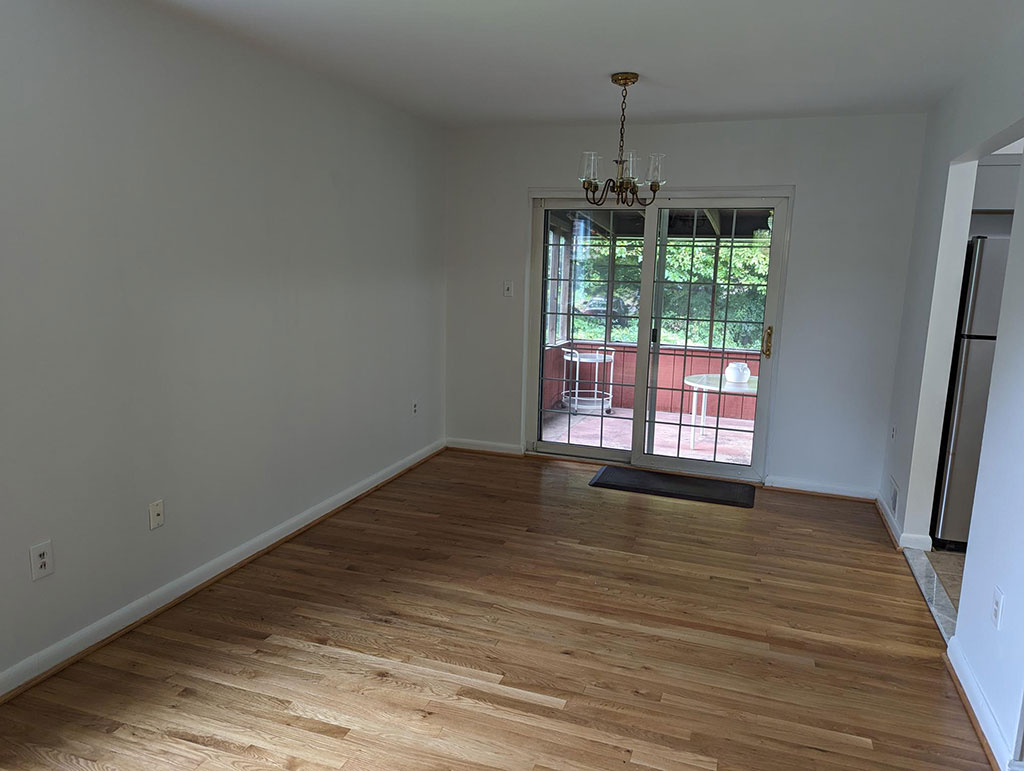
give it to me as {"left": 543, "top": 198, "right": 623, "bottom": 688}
{"left": 618, "top": 86, "right": 628, "bottom": 164}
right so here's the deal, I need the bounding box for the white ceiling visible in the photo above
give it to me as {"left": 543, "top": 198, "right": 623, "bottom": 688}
{"left": 156, "top": 0, "right": 1021, "bottom": 126}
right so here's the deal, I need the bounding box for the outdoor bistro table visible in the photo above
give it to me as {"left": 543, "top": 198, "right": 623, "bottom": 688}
{"left": 682, "top": 373, "right": 758, "bottom": 449}
{"left": 562, "top": 348, "right": 615, "bottom": 414}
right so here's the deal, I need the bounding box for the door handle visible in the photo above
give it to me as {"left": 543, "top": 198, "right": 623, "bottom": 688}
{"left": 761, "top": 325, "right": 773, "bottom": 358}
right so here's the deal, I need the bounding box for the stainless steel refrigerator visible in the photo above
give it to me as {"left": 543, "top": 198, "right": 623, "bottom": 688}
{"left": 933, "top": 236, "right": 1009, "bottom": 545}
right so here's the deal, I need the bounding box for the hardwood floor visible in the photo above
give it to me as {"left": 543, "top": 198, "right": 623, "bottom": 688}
{"left": 0, "top": 451, "right": 988, "bottom": 770}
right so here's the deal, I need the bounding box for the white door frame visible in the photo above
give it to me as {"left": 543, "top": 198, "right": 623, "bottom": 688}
{"left": 629, "top": 195, "right": 791, "bottom": 482}
{"left": 524, "top": 187, "right": 793, "bottom": 482}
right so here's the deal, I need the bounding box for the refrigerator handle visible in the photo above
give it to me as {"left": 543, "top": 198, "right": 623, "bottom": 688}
{"left": 946, "top": 342, "right": 971, "bottom": 455}
{"left": 962, "top": 238, "right": 986, "bottom": 334}
{"left": 938, "top": 341, "right": 972, "bottom": 523}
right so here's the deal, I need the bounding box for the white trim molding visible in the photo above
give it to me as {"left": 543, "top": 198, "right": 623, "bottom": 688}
{"left": 898, "top": 531, "right": 934, "bottom": 551}
{"left": 446, "top": 437, "right": 525, "bottom": 455}
{"left": 763, "top": 475, "right": 875, "bottom": 501}
{"left": 948, "top": 635, "right": 1016, "bottom": 770}
{"left": 0, "top": 439, "right": 446, "bottom": 698}
{"left": 527, "top": 184, "right": 798, "bottom": 203}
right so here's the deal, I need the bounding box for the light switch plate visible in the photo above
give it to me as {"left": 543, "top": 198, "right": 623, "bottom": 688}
{"left": 149, "top": 500, "right": 164, "bottom": 530}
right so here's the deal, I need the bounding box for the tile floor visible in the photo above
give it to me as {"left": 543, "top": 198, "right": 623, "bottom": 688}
{"left": 926, "top": 549, "right": 966, "bottom": 610}
{"left": 904, "top": 548, "right": 959, "bottom": 642}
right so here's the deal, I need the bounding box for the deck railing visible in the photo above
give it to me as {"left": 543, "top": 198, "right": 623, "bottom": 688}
{"left": 541, "top": 341, "right": 760, "bottom": 420}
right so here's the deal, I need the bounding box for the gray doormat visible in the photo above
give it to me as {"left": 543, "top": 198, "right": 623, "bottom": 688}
{"left": 589, "top": 465, "right": 755, "bottom": 508}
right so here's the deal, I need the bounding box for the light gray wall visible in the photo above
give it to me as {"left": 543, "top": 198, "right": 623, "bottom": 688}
{"left": 444, "top": 114, "right": 926, "bottom": 497}
{"left": 0, "top": 0, "right": 445, "bottom": 684}
{"left": 879, "top": 14, "right": 1024, "bottom": 765}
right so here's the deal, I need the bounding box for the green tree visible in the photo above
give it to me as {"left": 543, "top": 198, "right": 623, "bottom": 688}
{"left": 565, "top": 233, "right": 769, "bottom": 350}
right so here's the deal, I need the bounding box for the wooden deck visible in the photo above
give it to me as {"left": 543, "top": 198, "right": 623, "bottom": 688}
{"left": 0, "top": 450, "right": 987, "bottom": 769}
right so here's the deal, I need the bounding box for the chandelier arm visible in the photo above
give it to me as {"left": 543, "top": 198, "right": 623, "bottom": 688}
{"left": 595, "top": 177, "right": 614, "bottom": 206}
{"left": 634, "top": 186, "right": 658, "bottom": 207}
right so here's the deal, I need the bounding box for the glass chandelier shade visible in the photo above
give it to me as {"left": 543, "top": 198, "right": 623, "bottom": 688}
{"left": 577, "top": 152, "right": 601, "bottom": 184}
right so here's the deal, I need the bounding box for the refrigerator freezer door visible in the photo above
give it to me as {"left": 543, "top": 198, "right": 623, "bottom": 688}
{"left": 936, "top": 338, "right": 997, "bottom": 542}
{"left": 963, "top": 238, "right": 1009, "bottom": 337}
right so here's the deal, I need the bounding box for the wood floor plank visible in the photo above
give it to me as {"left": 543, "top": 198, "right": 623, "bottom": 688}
{"left": 0, "top": 451, "right": 987, "bottom": 769}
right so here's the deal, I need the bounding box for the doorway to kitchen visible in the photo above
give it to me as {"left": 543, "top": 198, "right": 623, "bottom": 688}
{"left": 904, "top": 138, "right": 1023, "bottom": 645}
{"left": 527, "top": 195, "right": 790, "bottom": 482}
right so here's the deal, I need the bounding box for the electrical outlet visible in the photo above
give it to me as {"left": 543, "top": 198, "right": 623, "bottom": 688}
{"left": 890, "top": 425, "right": 897, "bottom": 440}
{"left": 149, "top": 499, "right": 164, "bottom": 530}
{"left": 993, "top": 586, "right": 1005, "bottom": 630}
{"left": 412, "top": 402, "right": 418, "bottom": 415}
{"left": 502, "top": 280, "right": 514, "bottom": 298}
{"left": 30, "top": 540, "right": 54, "bottom": 581}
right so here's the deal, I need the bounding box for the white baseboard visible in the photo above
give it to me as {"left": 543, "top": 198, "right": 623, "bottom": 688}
{"left": 948, "top": 635, "right": 1015, "bottom": 770}
{"left": 874, "top": 496, "right": 903, "bottom": 549}
{"left": 763, "top": 475, "right": 875, "bottom": 500}
{"left": 898, "top": 531, "right": 933, "bottom": 550}
{"left": 446, "top": 437, "right": 524, "bottom": 455}
{"left": 0, "top": 438, "right": 446, "bottom": 699}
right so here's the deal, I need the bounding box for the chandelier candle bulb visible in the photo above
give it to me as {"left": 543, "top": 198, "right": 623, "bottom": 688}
{"left": 622, "top": 150, "right": 640, "bottom": 182}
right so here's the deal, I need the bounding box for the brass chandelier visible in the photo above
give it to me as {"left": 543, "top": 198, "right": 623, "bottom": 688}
{"left": 578, "top": 72, "right": 666, "bottom": 207}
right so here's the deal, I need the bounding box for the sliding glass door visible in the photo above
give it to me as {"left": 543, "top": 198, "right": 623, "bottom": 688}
{"left": 530, "top": 195, "right": 788, "bottom": 482}
{"left": 537, "top": 208, "right": 644, "bottom": 456}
